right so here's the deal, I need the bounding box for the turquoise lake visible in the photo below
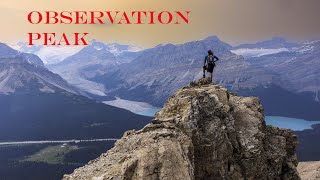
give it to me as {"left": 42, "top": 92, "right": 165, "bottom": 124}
{"left": 136, "top": 108, "right": 161, "bottom": 117}
{"left": 265, "top": 116, "right": 320, "bottom": 131}
{"left": 137, "top": 108, "right": 320, "bottom": 131}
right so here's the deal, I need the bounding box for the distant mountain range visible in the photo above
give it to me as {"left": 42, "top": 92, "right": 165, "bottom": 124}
{"left": 0, "top": 43, "right": 151, "bottom": 141}
{"left": 12, "top": 41, "right": 143, "bottom": 65}
{"left": 234, "top": 37, "right": 300, "bottom": 49}
{"left": 9, "top": 36, "right": 320, "bottom": 120}
{"left": 233, "top": 40, "right": 320, "bottom": 102}
{"left": 231, "top": 37, "right": 301, "bottom": 58}
{"left": 95, "top": 36, "right": 275, "bottom": 103}
{"left": 47, "top": 41, "right": 142, "bottom": 96}
{"left": 0, "top": 43, "right": 80, "bottom": 95}
{"left": 10, "top": 42, "right": 82, "bottom": 65}
{"left": 0, "top": 43, "right": 44, "bottom": 67}
{"left": 94, "top": 37, "right": 320, "bottom": 120}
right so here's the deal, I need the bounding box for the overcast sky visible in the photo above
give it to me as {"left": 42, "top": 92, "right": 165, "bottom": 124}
{"left": 0, "top": 0, "right": 320, "bottom": 47}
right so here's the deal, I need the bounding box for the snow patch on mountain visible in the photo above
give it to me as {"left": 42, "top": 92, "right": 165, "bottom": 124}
{"left": 294, "top": 40, "right": 320, "bottom": 54}
{"left": 49, "top": 69, "right": 107, "bottom": 96}
{"left": 39, "top": 85, "right": 55, "bottom": 93}
{"left": 296, "top": 45, "right": 314, "bottom": 54}
{"left": 89, "top": 40, "right": 144, "bottom": 56}
{"left": 71, "top": 78, "right": 106, "bottom": 96}
{"left": 231, "top": 48, "right": 289, "bottom": 58}
{"left": 0, "top": 68, "right": 15, "bottom": 94}
{"left": 93, "top": 46, "right": 104, "bottom": 51}
{"left": 107, "top": 43, "right": 144, "bottom": 56}
{"left": 32, "top": 71, "right": 79, "bottom": 95}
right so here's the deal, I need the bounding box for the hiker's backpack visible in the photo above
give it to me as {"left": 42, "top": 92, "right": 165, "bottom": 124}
{"left": 207, "top": 55, "right": 215, "bottom": 65}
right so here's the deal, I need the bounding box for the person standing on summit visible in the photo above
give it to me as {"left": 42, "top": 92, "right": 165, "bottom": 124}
{"left": 203, "top": 50, "right": 219, "bottom": 82}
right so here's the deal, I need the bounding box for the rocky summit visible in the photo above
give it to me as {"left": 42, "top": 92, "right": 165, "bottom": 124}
{"left": 63, "top": 78, "right": 300, "bottom": 180}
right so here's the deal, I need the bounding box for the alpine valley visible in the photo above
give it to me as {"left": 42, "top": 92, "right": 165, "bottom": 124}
{"left": 2, "top": 36, "right": 319, "bottom": 179}
{"left": 45, "top": 36, "right": 320, "bottom": 120}
{"left": 0, "top": 43, "right": 151, "bottom": 179}
{"left": 0, "top": 42, "right": 150, "bottom": 141}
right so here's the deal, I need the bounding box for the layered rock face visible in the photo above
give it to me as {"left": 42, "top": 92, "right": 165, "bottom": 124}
{"left": 64, "top": 79, "right": 300, "bottom": 180}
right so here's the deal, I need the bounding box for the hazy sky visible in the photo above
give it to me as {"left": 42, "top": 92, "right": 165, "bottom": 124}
{"left": 0, "top": 0, "right": 320, "bottom": 47}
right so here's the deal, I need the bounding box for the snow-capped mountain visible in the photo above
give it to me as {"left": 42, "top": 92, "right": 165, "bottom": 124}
{"left": 106, "top": 42, "right": 143, "bottom": 55}
{"left": 243, "top": 40, "right": 320, "bottom": 100}
{"left": 0, "top": 42, "right": 151, "bottom": 141}
{"left": 0, "top": 43, "right": 80, "bottom": 95}
{"left": 234, "top": 37, "right": 300, "bottom": 49}
{"left": 107, "top": 42, "right": 144, "bottom": 64}
{"left": 11, "top": 42, "right": 83, "bottom": 64}
{"left": 231, "top": 37, "right": 301, "bottom": 58}
{"left": 86, "top": 40, "right": 144, "bottom": 64}
{"left": 47, "top": 42, "right": 113, "bottom": 96}
{"left": 11, "top": 41, "right": 144, "bottom": 65}
{"left": 231, "top": 38, "right": 320, "bottom": 100}
{"left": 0, "top": 43, "right": 44, "bottom": 67}
{"left": 11, "top": 42, "right": 42, "bottom": 54}
{"left": 48, "top": 41, "right": 143, "bottom": 96}
{"left": 231, "top": 48, "right": 290, "bottom": 58}
{"left": 294, "top": 40, "right": 320, "bottom": 54}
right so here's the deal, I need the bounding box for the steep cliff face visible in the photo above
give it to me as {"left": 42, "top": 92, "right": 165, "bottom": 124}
{"left": 64, "top": 79, "right": 300, "bottom": 180}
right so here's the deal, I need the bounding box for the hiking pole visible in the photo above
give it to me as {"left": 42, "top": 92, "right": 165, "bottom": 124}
{"left": 203, "top": 66, "right": 206, "bottom": 78}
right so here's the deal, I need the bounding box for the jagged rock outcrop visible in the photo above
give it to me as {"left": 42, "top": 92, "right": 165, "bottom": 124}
{"left": 64, "top": 78, "right": 300, "bottom": 180}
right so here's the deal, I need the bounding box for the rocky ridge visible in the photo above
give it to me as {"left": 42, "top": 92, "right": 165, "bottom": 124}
{"left": 64, "top": 78, "right": 300, "bottom": 180}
